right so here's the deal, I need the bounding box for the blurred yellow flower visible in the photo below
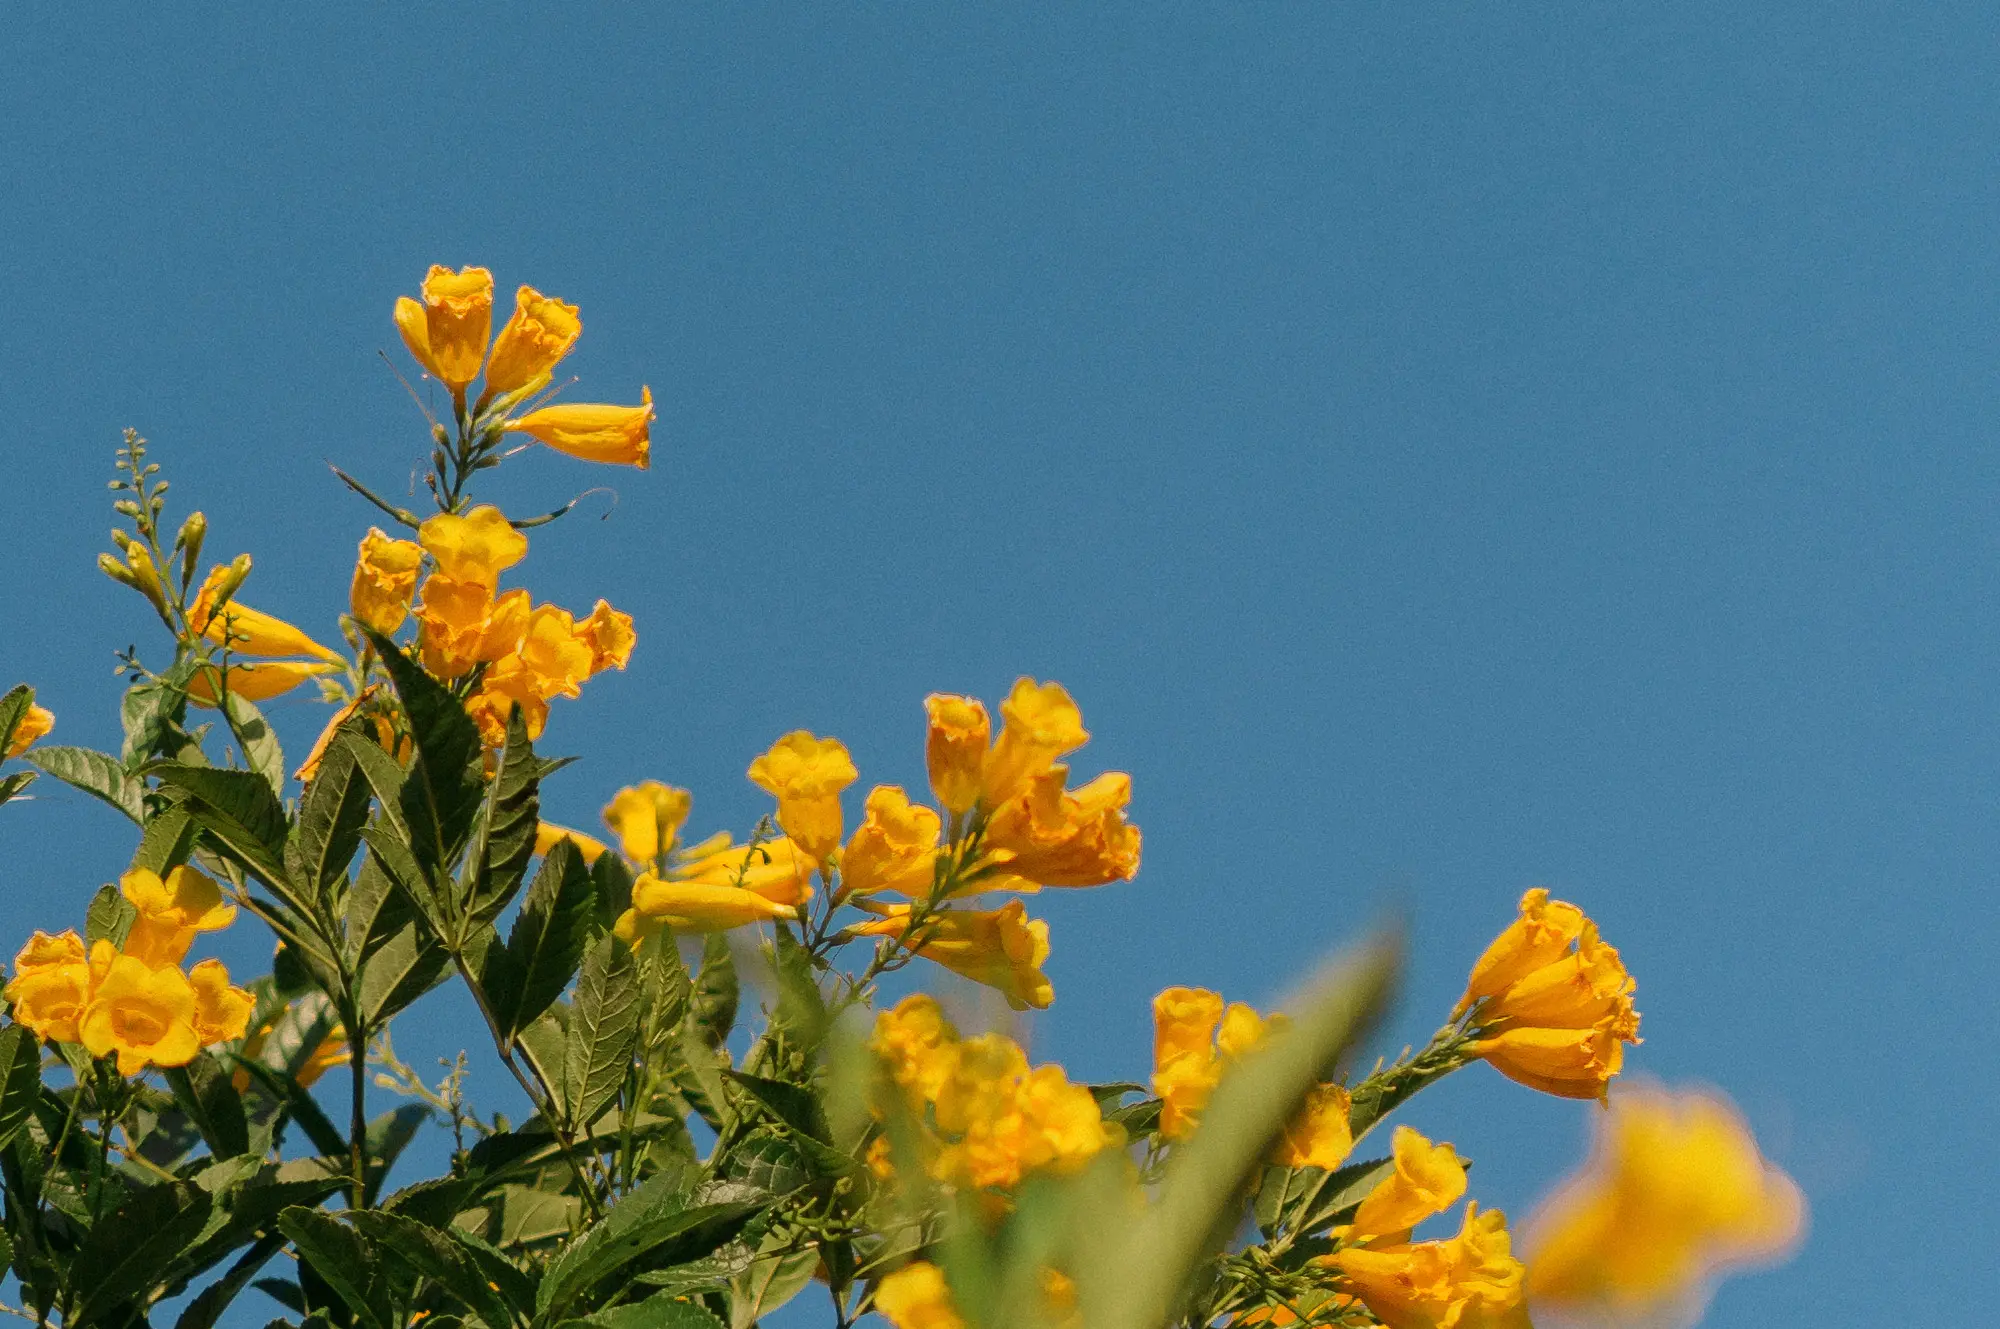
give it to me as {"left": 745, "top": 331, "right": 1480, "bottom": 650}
{"left": 601, "top": 781, "right": 693, "bottom": 865}
{"left": 840, "top": 786, "right": 941, "bottom": 900}
{"left": 5, "top": 704, "right": 53, "bottom": 759}
{"left": 505, "top": 388, "right": 654, "bottom": 468}
{"left": 873, "top": 1262, "right": 966, "bottom": 1329}
{"left": 5, "top": 930, "right": 92, "bottom": 1043}
{"left": 1331, "top": 1202, "right": 1531, "bottom": 1329}
{"left": 395, "top": 265, "right": 494, "bottom": 390}
{"left": 868, "top": 993, "right": 961, "bottom": 1108}
{"left": 747, "top": 730, "right": 857, "bottom": 864}
{"left": 853, "top": 900, "right": 1053, "bottom": 1010}
{"left": 349, "top": 527, "right": 424, "bottom": 635}
{"left": 120, "top": 866, "right": 235, "bottom": 968}
{"left": 1349, "top": 1126, "right": 1469, "bottom": 1242}
{"left": 1151, "top": 987, "right": 1290, "bottom": 1141}
{"left": 483, "top": 285, "right": 581, "bottom": 398}
{"left": 79, "top": 947, "right": 201, "bottom": 1075}
{"left": 676, "top": 836, "right": 816, "bottom": 908}
{"left": 1523, "top": 1084, "right": 1804, "bottom": 1322}
{"left": 1274, "top": 1082, "right": 1354, "bottom": 1171}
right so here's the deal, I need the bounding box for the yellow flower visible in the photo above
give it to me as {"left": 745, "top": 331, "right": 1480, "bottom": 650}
{"left": 840, "top": 786, "right": 941, "bottom": 900}
{"left": 79, "top": 947, "right": 201, "bottom": 1075}
{"left": 512, "top": 604, "right": 597, "bottom": 700}
{"left": 415, "top": 578, "right": 530, "bottom": 681}
{"left": 188, "top": 959, "right": 252, "bottom": 1045}
{"left": 625, "top": 875, "right": 799, "bottom": 933}
{"left": 982, "top": 767, "right": 1141, "bottom": 889}
{"left": 747, "top": 731, "right": 858, "bottom": 864}
{"left": 505, "top": 388, "right": 654, "bottom": 468}
{"left": 5, "top": 704, "right": 53, "bottom": 759}
{"left": 868, "top": 993, "right": 961, "bottom": 1107}
{"left": 1275, "top": 1083, "right": 1354, "bottom": 1171}
{"left": 349, "top": 528, "right": 424, "bottom": 635}
{"left": 1151, "top": 986, "right": 1225, "bottom": 1140}
{"left": 120, "top": 867, "right": 236, "bottom": 968}
{"left": 189, "top": 565, "right": 343, "bottom": 664}
{"left": 851, "top": 900, "right": 1053, "bottom": 1010}
{"left": 1331, "top": 1203, "right": 1532, "bottom": 1329}
{"left": 982, "top": 679, "right": 1088, "bottom": 808}
{"left": 675, "top": 837, "right": 817, "bottom": 907}
{"left": 1349, "top": 1126, "right": 1469, "bottom": 1241}
{"left": 5, "top": 930, "right": 92, "bottom": 1043}
{"left": 295, "top": 684, "right": 382, "bottom": 784}
{"left": 294, "top": 1029, "right": 349, "bottom": 1088}
{"left": 535, "top": 821, "right": 611, "bottom": 866}
{"left": 394, "top": 265, "right": 494, "bottom": 390}
{"left": 601, "top": 781, "right": 693, "bottom": 865}
{"left": 1462, "top": 890, "right": 1641, "bottom": 1102}
{"left": 187, "top": 660, "right": 339, "bottom": 707}
{"left": 1523, "top": 1084, "right": 1805, "bottom": 1318}
{"left": 923, "top": 694, "right": 990, "bottom": 816}
{"left": 417, "top": 506, "right": 529, "bottom": 587}
{"left": 579, "top": 599, "right": 636, "bottom": 673}
{"left": 483, "top": 285, "right": 581, "bottom": 397}
{"left": 873, "top": 1262, "right": 967, "bottom": 1329}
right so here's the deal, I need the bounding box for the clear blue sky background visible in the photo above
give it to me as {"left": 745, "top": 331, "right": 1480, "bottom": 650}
{"left": 0, "top": 5, "right": 1988, "bottom": 1325}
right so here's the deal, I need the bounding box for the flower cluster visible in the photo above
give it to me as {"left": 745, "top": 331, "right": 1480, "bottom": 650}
{"left": 4, "top": 867, "right": 251, "bottom": 1075}
{"left": 1152, "top": 987, "right": 1354, "bottom": 1169}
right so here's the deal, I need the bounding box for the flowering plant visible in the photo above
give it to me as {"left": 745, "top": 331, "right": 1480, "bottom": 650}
{"left": 0, "top": 267, "right": 1800, "bottom": 1329}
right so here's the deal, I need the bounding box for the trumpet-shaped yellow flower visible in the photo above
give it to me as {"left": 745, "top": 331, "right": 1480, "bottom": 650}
{"left": 395, "top": 265, "right": 494, "bottom": 390}
{"left": 1349, "top": 1126, "right": 1469, "bottom": 1241}
{"left": 747, "top": 731, "right": 857, "bottom": 863}
{"left": 1331, "top": 1203, "right": 1532, "bottom": 1329}
{"left": 1275, "top": 1083, "right": 1355, "bottom": 1171}
{"left": 924, "top": 694, "right": 990, "bottom": 816}
{"left": 676, "top": 836, "right": 817, "bottom": 907}
{"left": 5, "top": 930, "right": 93, "bottom": 1043}
{"left": 483, "top": 285, "right": 582, "bottom": 397}
{"left": 294, "top": 1029, "right": 349, "bottom": 1088}
{"left": 852, "top": 900, "right": 1053, "bottom": 1010}
{"left": 295, "top": 685, "right": 382, "bottom": 784}
{"left": 840, "top": 786, "right": 941, "bottom": 899}
{"left": 983, "top": 767, "right": 1141, "bottom": 889}
{"left": 579, "top": 599, "right": 636, "bottom": 673}
{"left": 601, "top": 781, "right": 692, "bottom": 865}
{"left": 415, "top": 578, "right": 530, "bottom": 681}
{"left": 5, "top": 704, "right": 53, "bottom": 759}
{"left": 187, "top": 660, "right": 339, "bottom": 707}
{"left": 417, "top": 506, "right": 528, "bottom": 587}
{"left": 625, "top": 875, "right": 799, "bottom": 933}
{"left": 188, "top": 959, "right": 253, "bottom": 1045}
{"left": 535, "top": 821, "right": 612, "bottom": 866}
{"left": 873, "top": 1263, "right": 967, "bottom": 1329}
{"left": 120, "top": 866, "right": 236, "bottom": 968}
{"left": 349, "top": 528, "right": 424, "bottom": 635}
{"left": 1151, "top": 986, "right": 1226, "bottom": 1140}
{"left": 1462, "top": 890, "right": 1641, "bottom": 1102}
{"left": 189, "top": 566, "right": 343, "bottom": 665}
{"left": 1523, "top": 1084, "right": 1805, "bottom": 1320}
{"left": 868, "top": 993, "right": 961, "bottom": 1107}
{"left": 982, "top": 678, "right": 1089, "bottom": 808}
{"left": 80, "top": 947, "right": 201, "bottom": 1075}
{"left": 505, "top": 388, "right": 654, "bottom": 468}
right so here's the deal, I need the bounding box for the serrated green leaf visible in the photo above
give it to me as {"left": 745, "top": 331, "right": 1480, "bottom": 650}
{"left": 691, "top": 934, "right": 737, "bottom": 1051}
{"left": 561, "top": 1292, "right": 729, "bottom": 1329}
{"left": 122, "top": 662, "right": 197, "bottom": 769}
{"left": 0, "top": 1026, "right": 40, "bottom": 1151}
{"left": 0, "top": 769, "right": 33, "bottom": 806}
{"left": 0, "top": 684, "right": 32, "bottom": 757}
{"left": 285, "top": 734, "right": 372, "bottom": 915}
{"left": 344, "top": 850, "right": 412, "bottom": 967}
{"left": 765, "top": 925, "right": 827, "bottom": 1051}
{"left": 348, "top": 1210, "right": 517, "bottom": 1329}
{"left": 364, "top": 629, "right": 483, "bottom": 896}
{"left": 156, "top": 763, "right": 293, "bottom": 892}
{"left": 358, "top": 920, "right": 452, "bottom": 1027}
{"left": 1296, "top": 1153, "right": 1397, "bottom": 1233}
{"left": 728, "top": 1242, "right": 818, "bottom": 1329}
{"left": 74, "top": 1180, "right": 215, "bottom": 1324}
{"left": 164, "top": 1053, "right": 250, "bottom": 1158}
{"left": 462, "top": 703, "right": 542, "bottom": 925}
{"left": 223, "top": 690, "right": 286, "bottom": 798}
{"left": 561, "top": 934, "right": 641, "bottom": 1129}
{"left": 590, "top": 849, "right": 635, "bottom": 932}
{"left": 131, "top": 801, "right": 201, "bottom": 874}
{"left": 536, "top": 1196, "right": 761, "bottom": 1325}
{"left": 26, "top": 744, "right": 144, "bottom": 821}
{"left": 724, "top": 1072, "right": 827, "bottom": 1144}
{"left": 488, "top": 838, "right": 596, "bottom": 1041}
{"left": 175, "top": 1231, "right": 286, "bottom": 1329}
{"left": 280, "top": 1206, "right": 390, "bottom": 1329}
{"left": 722, "top": 1131, "right": 814, "bottom": 1197}
{"left": 86, "top": 880, "right": 138, "bottom": 947}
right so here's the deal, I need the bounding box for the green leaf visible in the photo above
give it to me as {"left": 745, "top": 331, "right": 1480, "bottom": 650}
{"left": 722, "top": 1131, "right": 814, "bottom": 1197}
{"left": 1296, "top": 1153, "right": 1398, "bottom": 1234}
{"left": 86, "top": 881, "right": 139, "bottom": 947}
{"left": 25, "top": 744, "right": 145, "bottom": 821}
{"left": 347, "top": 1210, "right": 517, "bottom": 1329}
{"left": 156, "top": 762, "right": 294, "bottom": 893}
{"left": 488, "top": 838, "right": 596, "bottom": 1041}
{"left": 560, "top": 1293, "right": 728, "bottom": 1329}
{"left": 0, "top": 1025, "right": 40, "bottom": 1151}
{"left": 74, "top": 1180, "right": 216, "bottom": 1324}
{"left": 366, "top": 1104, "right": 431, "bottom": 1193}
{"left": 590, "top": 849, "right": 636, "bottom": 932}
{"left": 0, "top": 769, "right": 33, "bottom": 806}
{"left": 561, "top": 933, "right": 641, "bottom": 1129}
{"left": 728, "top": 1243, "right": 819, "bottom": 1329}
{"left": 0, "top": 683, "right": 32, "bottom": 757}
{"left": 765, "top": 925, "right": 827, "bottom": 1051}
{"left": 364, "top": 629, "right": 484, "bottom": 895}
{"left": 461, "top": 703, "right": 543, "bottom": 925}
{"left": 164, "top": 1053, "right": 250, "bottom": 1158}
{"left": 724, "top": 1072, "right": 828, "bottom": 1144}
{"left": 280, "top": 1206, "right": 390, "bottom": 1329}
{"left": 344, "top": 851, "right": 413, "bottom": 967}
{"left": 364, "top": 819, "right": 445, "bottom": 938}
{"left": 285, "top": 734, "right": 373, "bottom": 914}
{"left": 122, "top": 663, "right": 197, "bottom": 769}
{"left": 536, "top": 1195, "right": 761, "bottom": 1325}
{"left": 691, "top": 933, "right": 738, "bottom": 1051}
{"left": 224, "top": 690, "right": 286, "bottom": 798}
{"left": 175, "top": 1231, "right": 286, "bottom": 1329}
{"left": 131, "top": 801, "right": 201, "bottom": 874}
{"left": 358, "top": 920, "right": 452, "bottom": 1027}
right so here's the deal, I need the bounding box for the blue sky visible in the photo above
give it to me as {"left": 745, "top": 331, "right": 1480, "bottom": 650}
{"left": 1, "top": 5, "right": 1991, "bottom": 1324}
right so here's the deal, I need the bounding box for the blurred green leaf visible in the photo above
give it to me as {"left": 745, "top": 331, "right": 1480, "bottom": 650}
{"left": 691, "top": 934, "right": 737, "bottom": 1051}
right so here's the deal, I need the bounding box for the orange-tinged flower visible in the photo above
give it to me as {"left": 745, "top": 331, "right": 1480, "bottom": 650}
{"left": 982, "top": 679, "right": 1088, "bottom": 808}
{"left": 188, "top": 959, "right": 252, "bottom": 1045}
{"left": 601, "top": 781, "right": 692, "bottom": 865}
{"left": 5, "top": 930, "right": 92, "bottom": 1043}
{"left": 1150, "top": 988, "right": 1290, "bottom": 1141}
{"left": 1349, "top": 1126, "right": 1469, "bottom": 1241}
{"left": 415, "top": 577, "right": 530, "bottom": 680}
{"left": 189, "top": 568, "right": 343, "bottom": 665}
{"left": 349, "top": 528, "right": 424, "bottom": 635}
{"left": 869, "top": 993, "right": 961, "bottom": 1107}
{"left": 1462, "top": 891, "right": 1641, "bottom": 1102}
{"left": 1275, "top": 1083, "right": 1354, "bottom": 1171}
{"left": 873, "top": 1262, "right": 967, "bottom": 1329}
{"left": 579, "top": 599, "right": 636, "bottom": 673}
{"left": 535, "top": 821, "right": 611, "bottom": 866}
{"left": 417, "top": 506, "right": 528, "bottom": 587}
{"left": 676, "top": 836, "right": 817, "bottom": 908}
{"left": 120, "top": 866, "right": 235, "bottom": 968}
{"left": 187, "top": 660, "right": 338, "bottom": 707}
{"left": 926, "top": 1033, "right": 1116, "bottom": 1191}
{"left": 626, "top": 875, "right": 799, "bottom": 933}
{"left": 1523, "top": 1084, "right": 1805, "bottom": 1320}
{"left": 295, "top": 685, "right": 381, "bottom": 784}
{"left": 465, "top": 679, "right": 550, "bottom": 749}
{"left": 747, "top": 731, "right": 857, "bottom": 863}
{"left": 513, "top": 604, "right": 597, "bottom": 700}
{"left": 394, "top": 265, "right": 494, "bottom": 390}
{"left": 505, "top": 388, "right": 653, "bottom": 468}
{"left": 483, "top": 285, "right": 581, "bottom": 397}
{"left": 1331, "top": 1203, "right": 1532, "bottom": 1329}
{"left": 983, "top": 767, "right": 1140, "bottom": 889}
{"left": 5, "top": 704, "right": 53, "bottom": 759}
{"left": 294, "top": 1029, "right": 349, "bottom": 1088}
{"left": 80, "top": 948, "right": 201, "bottom": 1075}
{"left": 840, "top": 786, "right": 942, "bottom": 900}
{"left": 924, "top": 694, "right": 990, "bottom": 816}
{"left": 852, "top": 900, "right": 1053, "bottom": 1010}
